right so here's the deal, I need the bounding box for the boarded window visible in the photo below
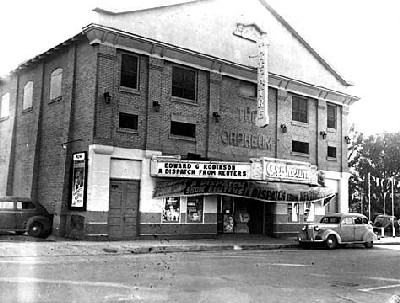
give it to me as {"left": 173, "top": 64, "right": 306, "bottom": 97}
{"left": 23, "top": 81, "right": 33, "bottom": 110}
{"left": 238, "top": 80, "right": 257, "bottom": 98}
{"left": 50, "top": 68, "right": 62, "bottom": 101}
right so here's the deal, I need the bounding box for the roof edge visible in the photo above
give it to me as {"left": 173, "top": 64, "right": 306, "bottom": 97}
{"left": 260, "top": 0, "right": 353, "bottom": 87}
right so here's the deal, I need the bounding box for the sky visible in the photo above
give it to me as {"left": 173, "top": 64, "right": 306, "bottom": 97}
{"left": 1, "top": 0, "right": 399, "bottom": 135}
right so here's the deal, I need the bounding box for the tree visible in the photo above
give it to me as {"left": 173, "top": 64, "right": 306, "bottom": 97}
{"left": 348, "top": 131, "right": 400, "bottom": 219}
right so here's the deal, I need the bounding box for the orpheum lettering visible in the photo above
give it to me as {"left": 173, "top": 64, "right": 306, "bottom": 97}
{"left": 221, "top": 131, "right": 271, "bottom": 150}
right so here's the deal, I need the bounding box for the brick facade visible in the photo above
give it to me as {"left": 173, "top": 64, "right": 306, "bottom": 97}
{"left": 0, "top": 8, "right": 357, "bottom": 239}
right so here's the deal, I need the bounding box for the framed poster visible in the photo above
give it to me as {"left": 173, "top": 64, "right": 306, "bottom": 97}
{"left": 186, "top": 196, "right": 203, "bottom": 223}
{"left": 69, "top": 152, "right": 87, "bottom": 210}
{"left": 162, "top": 197, "right": 180, "bottom": 223}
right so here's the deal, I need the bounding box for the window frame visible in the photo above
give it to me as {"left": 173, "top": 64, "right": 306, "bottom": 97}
{"left": 327, "top": 146, "right": 337, "bottom": 158}
{"left": 171, "top": 65, "right": 197, "bottom": 101}
{"left": 170, "top": 120, "right": 196, "bottom": 138}
{"left": 292, "top": 95, "right": 308, "bottom": 123}
{"left": 238, "top": 80, "right": 257, "bottom": 98}
{"left": 288, "top": 202, "right": 299, "bottom": 223}
{"left": 162, "top": 197, "right": 181, "bottom": 224}
{"left": 186, "top": 196, "right": 204, "bottom": 224}
{"left": 120, "top": 53, "right": 139, "bottom": 90}
{"left": 0, "top": 93, "right": 10, "bottom": 119}
{"left": 23, "top": 81, "right": 33, "bottom": 110}
{"left": 118, "top": 112, "right": 138, "bottom": 131}
{"left": 327, "top": 103, "right": 337, "bottom": 129}
{"left": 292, "top": 140, "right": 309, "bottom": 155}
{"left": 50, "top": 68, "right": 63, "bottom": 102}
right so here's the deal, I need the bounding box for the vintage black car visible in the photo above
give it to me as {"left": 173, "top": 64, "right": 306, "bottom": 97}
{"left": 0, "top": 196, "right": 52, "bottom": 238}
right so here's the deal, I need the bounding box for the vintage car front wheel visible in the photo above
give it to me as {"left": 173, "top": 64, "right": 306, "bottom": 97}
{"left": 364, "top": 241, "right": 374, "bottom": 248}
{"left": 325, "top": 235, "right": 337, "bottom": 249}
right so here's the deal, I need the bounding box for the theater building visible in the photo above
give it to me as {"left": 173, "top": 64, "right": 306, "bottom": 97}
{"left": 0, "top": 0, "right": 359, "bottom": 239}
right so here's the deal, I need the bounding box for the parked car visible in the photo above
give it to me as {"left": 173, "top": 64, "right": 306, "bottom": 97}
{"left": 0, "top": 196, "right": 52, "bottom": 238}
{"left": 373, "top": 214, "right": 399, "bottom": 230}
{"left": 297, "top": 213, "right": 377, "bottom": 249}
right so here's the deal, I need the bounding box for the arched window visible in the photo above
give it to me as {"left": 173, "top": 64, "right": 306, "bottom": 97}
{"left": 50, "top": 68, "right": 62, "bottom": 101}
{"left": 23, "top": 81, "right": 33, "bottom": 110}
{"left": 0, "top": 93, "right": 10, "bottom": 118}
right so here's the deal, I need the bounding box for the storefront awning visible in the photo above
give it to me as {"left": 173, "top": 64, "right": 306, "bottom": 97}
{"left": 154, "top": 179, "right": 335, "bottom": 204}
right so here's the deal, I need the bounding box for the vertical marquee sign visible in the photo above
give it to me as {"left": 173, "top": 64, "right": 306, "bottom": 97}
{"left": 256, "top": 33, "right": 269, "bottom": 128}
{"left": 233, "top": 23, "right": 269, "bottom": 128}
{"left": 70, "top": 152, "right": 87, "bottom": 210}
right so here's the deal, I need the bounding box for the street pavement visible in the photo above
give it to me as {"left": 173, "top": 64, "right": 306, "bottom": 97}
{"left": 0, "top": 233, "right": 400, "bottom": 258}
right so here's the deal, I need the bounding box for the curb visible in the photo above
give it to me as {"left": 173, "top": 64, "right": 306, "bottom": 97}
{"left": 103, "top": 243, "right": 300, "bottom": 255}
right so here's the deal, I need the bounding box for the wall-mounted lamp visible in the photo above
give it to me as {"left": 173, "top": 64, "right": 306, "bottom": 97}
{"left": 61, "top": 139, "right": 83, "bottom": 149}
{"left": 280, "top": 123, "right": 287, "bottom": 133}
{"left": 212, "top": 112, "right": 221, "bottom": 123}
{"left": 344, "top": 135, "right": 351, "bottom": 144}
{"left": 153, "top": 101, "right": 160, "bottom": 112}
{"left": 103, "top": 92, "right": 111, "bottom": 104}
{"left": 319, "top": 131, "right": 327, "bottom": 139}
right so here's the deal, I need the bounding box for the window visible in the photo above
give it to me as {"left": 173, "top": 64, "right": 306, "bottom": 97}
{"left": 0, "top": 93, "right": 10, "bottom": 118}
{"left": 187, "top": 197, "right": 204, "bottom": 223}
{"left": 292, "top": 95, "right": 308, "bottom": 123}
{"left": 288, "top": 203, "right": 299, "bottom": 222}
{"left": 238, "top": 80, "right": 257, "bottom": 98}
{"left": 327, "top": 104, "right": 337, "bottom": 129}
{"left": 120, "top": 54, "right": 139, "bottom": 89}
{"left": 342, "top": 217, "right": 353, "bottom": 225}
{"left": 292, "top": 140, "right": 309, "bottom": 154}
{"left": 162, "top": 197, "right": 180, "bottom": 223}
{"left": 16, "top": 202, "right": 35, "bottom": 210}
{"left": 172, "top": 66, "right": 196, "bottom": 101}
{"left": 328, "top": 146, "right": 337, "bottom": 158}
{"left": 50, "top": 68, "right": 62, "bottom": 101}
{"left": 119, "top": 112, "right": 138, "bottom": 130}
{"left": 304, "top": 202, "right": 315, "bottom": 222}
{"left": 0, "top": 201, "right": 13, "bottom": 209}
{"left": 354, "top": 217, "right": 363, "bottom": 224}
{"left": 23, "top": 81, "right": 33, "bottom": 110}
{"left": 171, "top": 121, "right": 196, "bottom": 138}
{"left": 320, "top": 216, "right": 340, "bottom": 224}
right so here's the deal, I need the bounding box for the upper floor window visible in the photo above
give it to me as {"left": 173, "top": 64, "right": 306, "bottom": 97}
{"left": 119, "top": 112, "right": 138, "bottom": 130}
{"left": 327, "top": 104, "right": 337, "bottom": 129}
{"left": 50, "top": 68, "right": 62, "bottom": 101}
{"left": 292, "top": 140, "right": 309, "bottom": 154}
{"left": 170, "top": 121, "right": 196, "bottom": 138}
{"left": 172, "top": 65, "right": 196, "bottom": 101}
{"left": 238, "top": 80, "right": 257, "bottom": 98}
{"left": 0, "top": 93, "right": 10, "bottom": 118}
{"left": 23, "top": 81, "right": 33, "bottom": 110}
{"left": 120, "top": 54, "right": 139, "bottom": 89}
{"left": 292, "top": 95, "right": 308, "bottom": 123}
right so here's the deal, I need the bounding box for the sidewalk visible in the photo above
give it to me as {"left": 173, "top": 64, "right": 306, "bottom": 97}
{"left": 0, "top": 234, "right": 399, "bottom": 258}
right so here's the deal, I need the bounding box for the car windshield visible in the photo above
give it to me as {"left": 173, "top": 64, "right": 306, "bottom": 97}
{"left": 320, "top": 216, "right": 340, "bottom": 224}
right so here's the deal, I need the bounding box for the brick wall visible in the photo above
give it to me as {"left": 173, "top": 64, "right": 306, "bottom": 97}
{"left": 93, "top": 46, "right": 346, "bottom": 170}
